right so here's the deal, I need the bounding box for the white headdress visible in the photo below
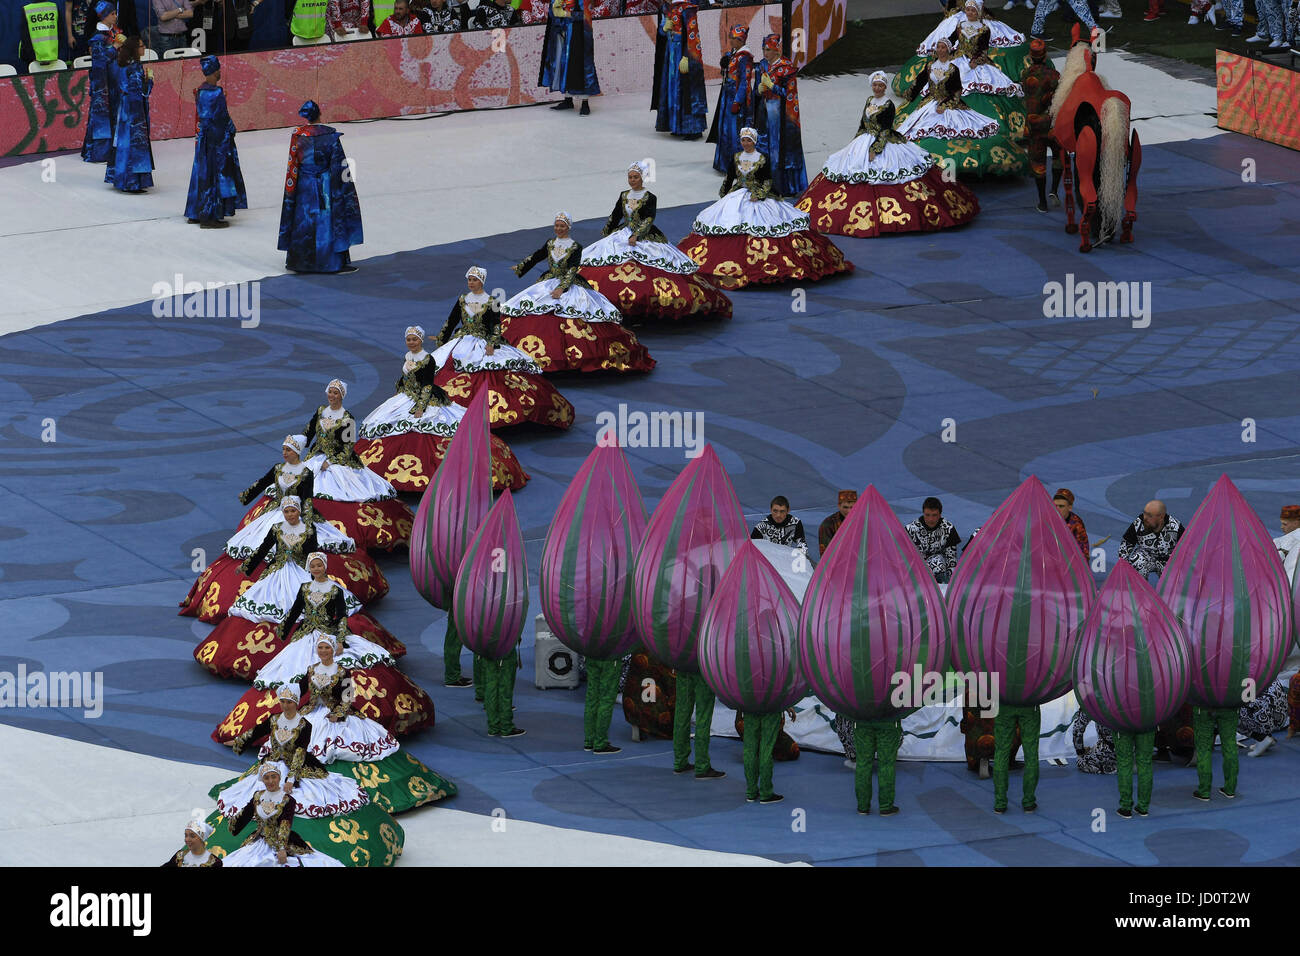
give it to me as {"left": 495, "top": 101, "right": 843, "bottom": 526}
{"left": 869, "top": 70, "right": 889, "bottom": 86}
{"left": 282, "top": 434, "right": 307, "bottom": 455}
{"left": 965, "top": 0, "right": 983, "bottom": 9}
{"left": 281, "top": 495, "right": 302, "bottom": 511}
{"left": 739, "top": 127, "right": 759, "bottom": 142}
{"left": 554, "top": 211, "right": 572, "bottom": 225}
{"left": 628, "top": 159, "right": 650, "bottom": 176}
{"left": 405, "top": 325, "right": 425, "bottom": 339}
{"left": 277, "top": 685, "right": 301, "bottom": 703}
{"left": 326, "top": 378, "right": 347, "bottom": 398}
{"left": 316, "top": 634, "right": 341, "bottom": 652}
{"left": 185, "top": 811, "right": 214, "bottom": 840}
{"left": 465, "top": 266, "right": 487, "bottom": 282}
{"left": 305, "top": 550, "right": 328, "bottom": 569}
{"left": 258, "top": 763, "right": 282, "bottom": 782}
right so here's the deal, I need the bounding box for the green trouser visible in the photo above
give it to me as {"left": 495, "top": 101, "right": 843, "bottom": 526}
{"left": 583, "top": 657, "right": 622, "bottom": 749}
{"left": 443, "top": 615, "right": 464, "bottom": 683}
{"left": 672, "top": 671, "right": 715, "bottom": 774}
{"left": 483, "top": 649, "right": 519, "bottom": 735}
{"left": 993, "top": 704, "right": 1040, "bottom": 810}
{"left": 853, "top": 718, "right": 902, "bottom": 812}
{"left": 1115, "top": 730, "right": 1156, "bottom": 813}
{"left": 1193, "top": 707, "right": 1239, "bottom": 796}
{"left": 742, "top": 711, "right": 782, "bottom": 799}
{"left": 473, "top": 653, "right": 486, "bottom": 702}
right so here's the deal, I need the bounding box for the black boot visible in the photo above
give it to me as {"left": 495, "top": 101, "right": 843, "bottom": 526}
{"left": 552, "top": 97, "right": 575, "bottom": 110}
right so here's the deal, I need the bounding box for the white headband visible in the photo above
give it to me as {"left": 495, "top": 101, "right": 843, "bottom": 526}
{"left": 282, "top": 434, "right": 306, "bottom": 454}
{"left": 740, "top": 127, "right": 758, "bottom": 142}
{"left": 405, "top": 325, "right": 425, "bottom": 339}
{"left": 326, "top": 378, "right": 347, "bottom": 398}
{"left": 465, "top": 266, "right": 486, "bottom": 282}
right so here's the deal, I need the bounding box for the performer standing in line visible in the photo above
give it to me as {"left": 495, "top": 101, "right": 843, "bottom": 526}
{"left": 1019, "top": 38, "right": 1061, "bottom": 212}
{"left": 707, "top": 24, "right": 754, "bottom": 173}
{"left": 80, "top": 2, "right": 122, "bottom": 163}
{"left": 185, "top": 56, "right": 248, "bottom": 229}
{"left": 278, "top": 101, "right": 363, "bottom": 274}
{"left": 651, "top": 0, "right": 706, "bottom": 139}
{"left": 539, "top": 0, "right": 599, "bottom": 115}
{"left": 105, "top": 35, "right": 154, "bottom": 193}
{"left": 753, "top": 33, "right": 807, "bottom": 197}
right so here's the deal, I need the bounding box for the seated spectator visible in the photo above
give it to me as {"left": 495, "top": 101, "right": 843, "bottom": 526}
{"left": 150, "top": 0, "right": 194, "bottom": 54}
{"left": 326, "top": 0, "right": 370, "bottom": 36}
{"left": 412, "top": 0, "right": 461, "bottom": 30}
{"left": 905, "top": 497, "right": 961, "bottom": 584}
{"left": 817, "top": 490, "right": 856, "bottom": 557}
{"left": 464, "top": 0, "right": 518, "bottom": 29}
{"left": 377, "top": 0, "right": 422, "bottom": 33}
{"left": 1117, "top": 500, "right": 1183, "bottom": 580}
{"left": 751, "top": 496, "right": 806, "bottom": 551}
{"left": 1052, "top": 487, "right": 1090, "bottom": 559}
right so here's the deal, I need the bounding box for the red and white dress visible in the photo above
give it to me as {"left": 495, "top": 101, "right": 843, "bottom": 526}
{"left": 679, "top": 150, "right": 851, "bottom": 289}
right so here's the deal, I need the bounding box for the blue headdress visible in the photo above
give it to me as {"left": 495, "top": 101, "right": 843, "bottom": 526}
{"left": 298, "top": 100, "right": 321, "bottom": 123}
{"left": 200, "top": 55, "right": 220, "bottom": 76}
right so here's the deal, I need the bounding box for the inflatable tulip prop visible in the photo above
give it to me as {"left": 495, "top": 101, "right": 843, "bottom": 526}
{"left": 1073, "top": 560, "right": 1191, "bottom": 732}
{"left": 409, "top": 387, "right": 494, "bottom": 609}
{"left": 632, "top": 445, "right": 747, "bottom": 672}
{"left": 799, "top": 486, "right": 949, "bottom": 720}
{"left": 948, "top": 476, "right": 1096, "bottom": 706}
{"left": 540, "top": 442, "right": 648, "bottom": 661}
{"left": 452, "top": 490, "right": 528, "bottom": 661}
{"left": 698, "top": 540, "right": 805, "bottom": 712}
{"left": 1156, "top": 475, "right": 1291, "bottom": 707}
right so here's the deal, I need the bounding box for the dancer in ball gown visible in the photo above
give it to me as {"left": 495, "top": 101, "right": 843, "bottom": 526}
{"left": 220, "top": 678, "right": 456, "bottom": 816}
{"left": 678, "top": 128, "right": 852, "bottom": 289}
{"left": 220, "top": 764, "right": 346, "bottom": 867}
{"left": 501, "top": 212, "right": 655, "bottom": 374}
{"left": 355, "top": 326, "right": 530, "bottom": 492}
{"left": 431, "top": 267, "right": 576, "bottom": 430}
{"left": 181, "top": 495, "right": 390, "bottom": 638}
{"left": 302, "top": 378, "right": 414, "bottom": 551}
{"left": 894, "top": 0, "right": 1029, "bottom": 96}
{"left": 580, "top": 161, "right": 732, "bottom": 323}
{"left": 161, "top": 815, "right": 223, "bottom": 867}
{"left": 215, "top": 684, "right": 370, "bottom": 819}
{"left": 301, "top": 635, "right": 402, "bottom": 762}
{"left": 895, "top": 39, "right": 1027, "bottom": 178}
{"left": 797, "top": 70, "right": 981, "bottom": 237}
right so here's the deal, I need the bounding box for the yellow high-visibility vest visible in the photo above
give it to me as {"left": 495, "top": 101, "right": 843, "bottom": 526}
{"left": 24, "top": 2, "right": 60, "bottom": 63}
{"left": 290, "top": 0, "right": 328, "bottom": 38}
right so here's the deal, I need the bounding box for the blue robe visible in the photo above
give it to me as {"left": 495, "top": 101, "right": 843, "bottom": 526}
{"left": 185, "top": 84, "right": 249, "bottom": 222}
{"left": 651, "top": 1, "right": 706, "bottom": 136}
{"left": 105, "top": 61, "right": 154, "bottom": 192}
{"left": 753, "top": 56, "right": 807, "bottom": 197}
{"left": 707, "top": 47, "right": 753, "bottom": 173}
{"left": 539, "top": 0, "right": 600, "bottom": 97}
{"left": 277, "top": 124, "right": 364, "bottom": 273}
{"left": 79, "top": 31, "right": 114, "bottom": 162}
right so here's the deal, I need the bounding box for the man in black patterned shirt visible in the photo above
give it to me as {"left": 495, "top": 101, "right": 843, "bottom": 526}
{"left": 905, "top": 496, "right": 962, "bottom": 584}
{"left": 1117, "top": 500, "right": 1183, "bottom": 581}
{"left": 751, "top": 496, "right": 807, "bottom": 551}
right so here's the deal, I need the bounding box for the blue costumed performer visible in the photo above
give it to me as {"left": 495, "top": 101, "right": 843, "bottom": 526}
{"left": 104, "top": 35, "right": 154, "bottom": 193}
{"left": 753, "top": 33, "right": 807, "bottom": 197}
{"left": 539, "top": 0, "right": 600, "bottom": 115}
{"left": 185, "top": 55, "right": 249, "bottom": 229}
{"left": 80, "top": 1, "right": 122, "bottom": 163}
{"left": 707, "top": 24, "right": 755, "bottom": 174}
{"left": 651, "top": 0, "right": 706, "bottom": 139}
{"left": 277, "top": 100, "right": 364, "bottom": 275}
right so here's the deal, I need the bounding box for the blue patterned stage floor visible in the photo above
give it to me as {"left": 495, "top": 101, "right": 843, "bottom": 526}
{"left": 2, "top": 132, "right": 1298, "bottom": 865}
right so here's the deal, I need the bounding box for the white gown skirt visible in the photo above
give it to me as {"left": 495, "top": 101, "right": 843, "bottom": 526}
{"left": 690, "top": 189, "right": 811, "bottom": 237}
{"left": 821, "top": 133, "right": 938, "bottom": 185}
{"left": 304, "top": 703, "right": 400, "bottom": 762}
{"left": 229, "top": 563, "right": 364, "bottom": 623}
{"left": 225, "top": 513, "right": 356, "bottom": 561}
{"left": 359, "top": 392, "right": 466, "bottom": 440}
{"left": 215, "top": 762, "right": 369, "bottom": 818}
{"left": 431, "top": 335, "right": 543, "bottom": 375}
{"left": 500, "top": 278, "right": 623, "bottom": 323}
{"left": 953, "top": 57, "right": 1023, "bottom": 96}
{"left": 580, "top": 227, "right": 701, "bottom": 275}
{"left": 305, "top": 455, "right": 398, "bottom": 502}
{"left": 223, "top": 839, "right": 346, "bottom": 867}
{"left": 897, "top": 100, "right": 1000, "bottom": 140}
{"left": 253, "top": 628, "right": 395, "bottom": 689}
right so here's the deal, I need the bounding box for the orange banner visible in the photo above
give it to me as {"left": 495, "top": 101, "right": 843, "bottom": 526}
{"left": 1216, "top": 49, "right": 1300, "bottom": 152}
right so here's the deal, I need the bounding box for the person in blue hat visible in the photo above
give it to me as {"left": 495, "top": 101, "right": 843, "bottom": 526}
{"left": 278, "top": 101, "right": 363, "bottom": 274}
{"left": 79, "top": 1, "right": 122, "bottom": 163}
{"left": 185, "top": 55, "right": 248, "bottom": 229}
